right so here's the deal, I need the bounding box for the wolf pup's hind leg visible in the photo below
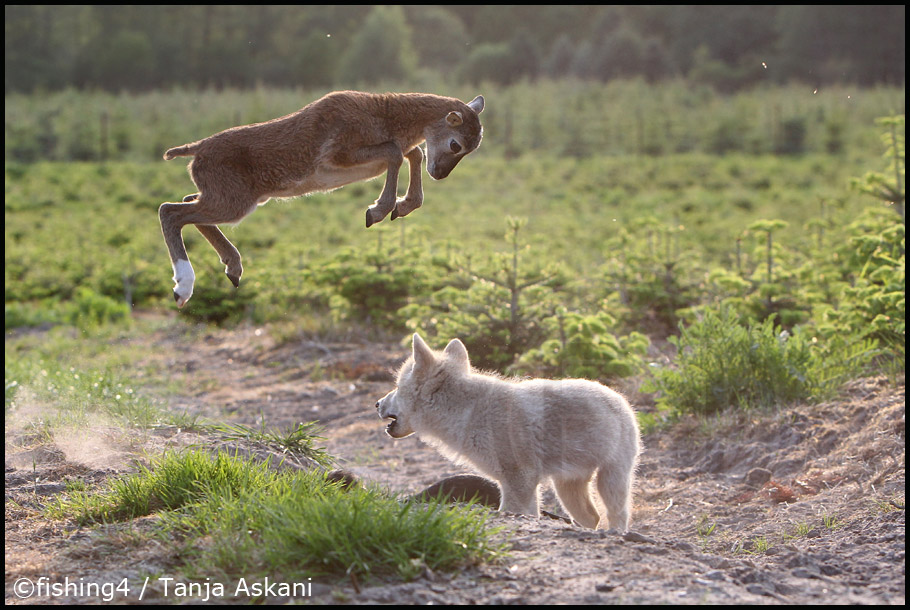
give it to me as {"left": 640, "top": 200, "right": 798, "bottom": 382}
{"left": 596, "top": 467, "right": 633, "bottom": 531}
{"left": 553, "top": 476, "right": 601, "bottom": 529}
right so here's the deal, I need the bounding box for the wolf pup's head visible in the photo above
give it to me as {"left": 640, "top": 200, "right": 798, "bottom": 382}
{"left": 375, "top": 333, "right": 470, "bottom": 439}
{"left": 424, "top": 95, "right": 484, "bottom": 181}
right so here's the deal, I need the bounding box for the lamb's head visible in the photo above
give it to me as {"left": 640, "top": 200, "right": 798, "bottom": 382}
{"left": 375, "top": 333, "right": 471, "bottom": 439}
{"left": 424, "top": 95, "right": 484, "bottom": 181}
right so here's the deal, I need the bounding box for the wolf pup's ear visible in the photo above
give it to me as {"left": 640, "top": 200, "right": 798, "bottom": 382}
{"left": 412, "top": 333, "right": 435, "bottom": 369}
{"left": 443, "top": 338, "right": 470, "bottom": 370}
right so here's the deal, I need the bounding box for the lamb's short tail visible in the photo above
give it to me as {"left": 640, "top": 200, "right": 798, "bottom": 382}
{"left": 163, "top": 143, "right": 199, "bottom": 160}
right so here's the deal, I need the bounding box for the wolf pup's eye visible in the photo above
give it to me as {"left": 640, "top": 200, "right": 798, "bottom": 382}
{"left": 450, "top": 140, "right": 462, "bottom": 154}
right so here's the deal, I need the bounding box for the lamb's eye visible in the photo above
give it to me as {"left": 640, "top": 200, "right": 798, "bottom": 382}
{"left": 450, "top": 140, "right": 462, "bottom": 154}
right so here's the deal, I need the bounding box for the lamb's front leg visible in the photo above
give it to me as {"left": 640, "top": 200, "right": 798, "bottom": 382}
{"left": 361, "top": 142, "right": 404, "bottom": 228}
{"left": 391, "top": 146, "right": 424, "bottom": 221}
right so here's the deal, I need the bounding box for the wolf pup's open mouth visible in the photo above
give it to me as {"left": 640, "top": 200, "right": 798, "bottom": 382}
{"left": 385, "top": 414, "right": 397, "bottom": 434}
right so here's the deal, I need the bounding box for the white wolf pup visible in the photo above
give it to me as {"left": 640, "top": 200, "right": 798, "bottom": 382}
{"left": 375, "top": 333, "right": 641, "bottom": 530}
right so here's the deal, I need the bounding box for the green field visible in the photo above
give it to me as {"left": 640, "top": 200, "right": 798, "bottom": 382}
{"left": 5, "top": 80, "right": 905, "bottom": 394}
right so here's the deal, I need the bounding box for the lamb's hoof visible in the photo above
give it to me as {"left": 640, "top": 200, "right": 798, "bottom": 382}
{"left": 226, "top": 273, "right": 240, "bottom": 288}
{"left": 390, "top": 208, "right": 399, "bottom": 221}
{"left": 367, "top": 207, "right": 385, "bottom": 229}
{"left": 174, "top": 292, "right": 188, "bottom": 308}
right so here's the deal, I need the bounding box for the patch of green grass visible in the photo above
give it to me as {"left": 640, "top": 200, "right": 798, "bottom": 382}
{"left": 731, "top": 535, "right": 773, "bottom": 555}
{"left": 206, "top": 420, "right": 334, "bottom": 468}
{"left": 786, "top": 520, "right": 812, "bottom": 539}
{"left": 751, "top": 536, "right": 772, "bottom": 554}
{"left": 49, "top": 450, "right": 508, "bottom": 584}
{"left": 696, "top": 514, "right": 717, "bottom": 538}
{"left": 171, "top": 475, "right": 506, "bottom": 582}
{"left": 5, "top": 338, "right": 164, "bottom": 431}
{"left": 63, "top": 477, "right": 88, "bottom": 492}
{"left": 869, "top": 495, "right": 905, "bottom": 514}
{"left": 695, "top": 514, "right": 718, "bottom": 551}
{"left": 822, "top": 512, "right": 840, "bottom": 530}
{"left": 46, "top": 450, "right": 278, "bottom": 524}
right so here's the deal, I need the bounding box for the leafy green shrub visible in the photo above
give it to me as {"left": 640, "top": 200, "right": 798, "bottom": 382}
{"left": 600, "top": 220, "right": 701, "bottom": 337}
{"left": 5, "top": 301, "right": 67, "bottom": 329}
{"left": 738, "top": 219, "right": 810, "bottom": 327}
{"left": 850, "top": 114, "right": 904, "bottom": 221}
{"left": 66, "top": 286, "right": 131, "bottom": 327}
{"left": 824, "top": 117, "right": 846, "bottom": 154}
{"left": 405, "top": 273, "right": 560, "bottom": 372}
{"left": 405, "top": 218, "right": 568, "bottom": 371}
{"left": 93, "top": 252, "right": 171, "bottom": 308}
{"left": 706, "top": 116, "right": 746, "bottom": 154}
{"left": 513, "top": 311, "right": 649, "bottom": 380}
{"left": 644, "top": 307, "right": 875, "bottom": 415}
{"left": 176, "top": 264, "right": 257, "bottom": 325}
{"left": 308, "top": 245, "right": 432, "bottom": 331}
{"left": 813, "top": 209, "right": 905, "bottom": 360}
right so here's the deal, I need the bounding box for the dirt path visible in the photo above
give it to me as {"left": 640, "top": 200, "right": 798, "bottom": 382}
{"left": 5, "top": 323, "right": 905, "bottom": 604}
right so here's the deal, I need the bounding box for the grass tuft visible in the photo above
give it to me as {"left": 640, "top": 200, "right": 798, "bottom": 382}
{"left": 206, "top": 420, "right": 334, "bottom": 468}
{"left": 48, "top": 450, "right": 508, "bottom": 583}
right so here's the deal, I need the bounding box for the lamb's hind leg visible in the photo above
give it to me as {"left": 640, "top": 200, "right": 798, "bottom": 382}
{"left": 196, "top": 225, "right": 242, "bottom": 288}
{"left": 158, "top": 194, "right": 254, "bottom": 307}
{"left": 159, "top": 202, "right": 198, "bottom": 308}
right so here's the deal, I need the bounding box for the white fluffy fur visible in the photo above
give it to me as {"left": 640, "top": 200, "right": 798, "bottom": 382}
{"left": 376, "top": 333, "right": 641, "bottom": 530}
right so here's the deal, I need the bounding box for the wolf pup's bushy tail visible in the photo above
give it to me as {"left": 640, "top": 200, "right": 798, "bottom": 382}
{"left": 163, "top": 143, "right": 200, "bottom": 160}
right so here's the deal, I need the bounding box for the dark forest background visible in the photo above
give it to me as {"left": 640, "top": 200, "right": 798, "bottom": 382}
{"left": 5, "top": 5, "right": 905, "bottom": 94}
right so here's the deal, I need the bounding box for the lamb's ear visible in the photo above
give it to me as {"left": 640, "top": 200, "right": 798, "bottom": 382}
{"left": 412, "top": 333, "right": 435, "bottom": 370}
{"left": 446, "top": 111, "right": 463, "bottom": 127}
{"left": 443, "top": 338, "right": 470, "bottom": 370}
{"left": 467, "top": 95, "right": 484, "bottom": 114}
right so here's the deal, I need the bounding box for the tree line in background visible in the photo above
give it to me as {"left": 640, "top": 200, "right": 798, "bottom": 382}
{"left": 5, "top": 5, "right": 905, "bottom": 94}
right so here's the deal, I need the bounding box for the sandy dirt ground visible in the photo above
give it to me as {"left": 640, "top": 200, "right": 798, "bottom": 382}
{"left": 5, "top": 323, "right": 905, "bottom": 604}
